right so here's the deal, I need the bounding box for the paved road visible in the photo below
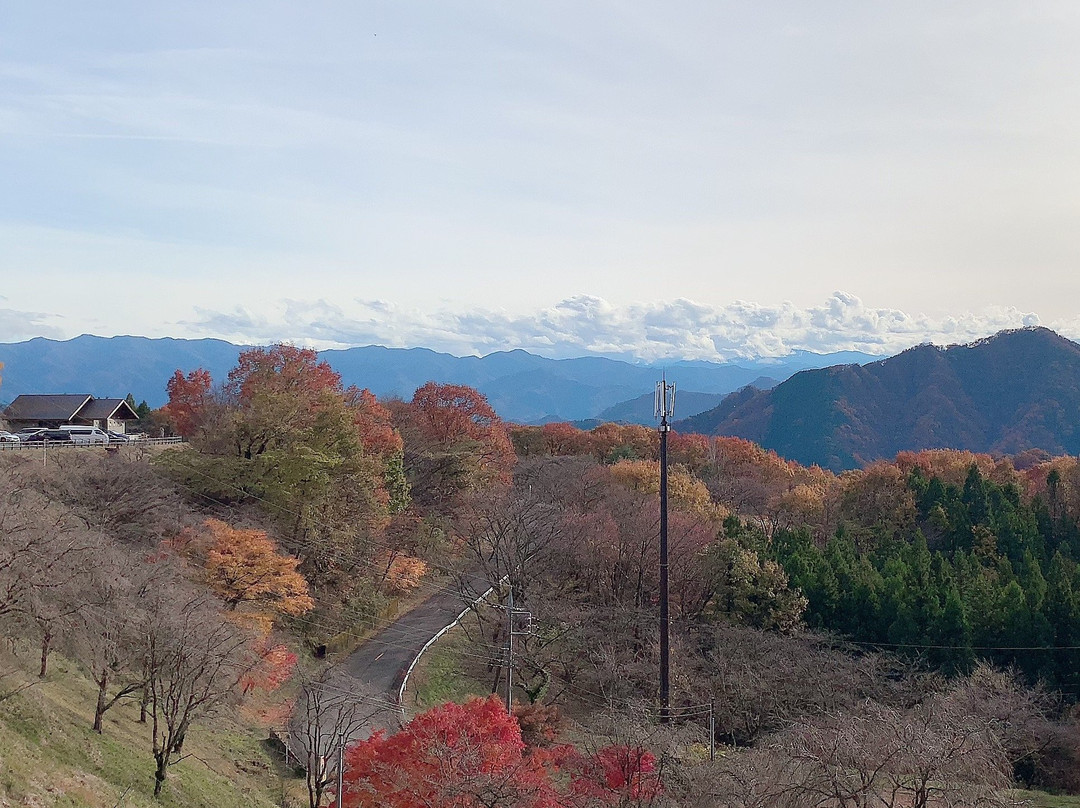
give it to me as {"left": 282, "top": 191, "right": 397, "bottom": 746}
{"left": 290, "top": 572, "right": 494, "bottom": 763}
{"left": 342, "top": 583, "right": 479, "bottom": 711}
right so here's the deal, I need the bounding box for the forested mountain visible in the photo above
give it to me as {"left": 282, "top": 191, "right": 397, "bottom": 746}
{"left": 594, "top": 378, "right": 778, "bottom": 426}
{"left": 679, "top": 327, "right": 1080, "bottom": 471}
{"left": 0, "top": 334, "right": 872, "bottom": 424}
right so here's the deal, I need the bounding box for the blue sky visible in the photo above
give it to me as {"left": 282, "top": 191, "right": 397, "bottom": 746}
{"left": 1, "top": 2, "right": 1078, "bottom": 360}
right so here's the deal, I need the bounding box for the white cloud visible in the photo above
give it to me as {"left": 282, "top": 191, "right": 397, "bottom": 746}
{"left": 0, "top": 306, "right": 64, "bottom": 343}
{"left": 180, "top": 292, "right": 1065, "bottom": 363}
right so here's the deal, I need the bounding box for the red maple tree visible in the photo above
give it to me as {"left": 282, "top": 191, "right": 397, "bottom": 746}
{"left": 333, "top": 696, "right": 662, "bottom": 808}
{"left": 162, "top": 368, "right": 213, "bottom": 437}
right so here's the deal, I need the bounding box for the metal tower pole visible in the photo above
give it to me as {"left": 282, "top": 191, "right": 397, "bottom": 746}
{"left": 659, "top": 410, "right": 670, "bottom": 723}
{"left": 656, "top": 378, "right": 674, "bottom": 724}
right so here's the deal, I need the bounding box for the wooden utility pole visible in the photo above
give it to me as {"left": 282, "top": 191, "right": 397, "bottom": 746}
{"left": 506, "top": 586, "right": 514, "bottom": 714}
{"left": 655, "top": 378, "right": 675, "bottom": 723}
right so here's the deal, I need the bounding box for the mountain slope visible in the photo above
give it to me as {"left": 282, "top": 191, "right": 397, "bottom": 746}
{"left": 678, "top": 328, "right": 1080, "bottom": 470}
{"left": 0, "top": 335, "right": 875, "bottom": 424}
{"left": 0, "top": 335, "right": 245, "bottom": 408}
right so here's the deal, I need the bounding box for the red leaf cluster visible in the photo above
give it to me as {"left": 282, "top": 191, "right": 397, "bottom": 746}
{"left": 162, "top": 368, "right": 213, "bottom": 437}
{"left": 334, "top": 696, "right": 661, "bottom": 808}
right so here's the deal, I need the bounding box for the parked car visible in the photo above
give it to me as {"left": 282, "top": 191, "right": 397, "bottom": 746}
{"left": 15, "top": 428, "right": 48, "bottom": 440}
{"left": 0, "top": 431, "right": 19, "bottom": 443}
{"left": 22, "top": 429, "right": 72, "bottom": 443}
{"left": 56, "top": 425, "right": 110, "bottom": 445}
{"left": 107, "top": 431, "right": 131, "bottom": 443}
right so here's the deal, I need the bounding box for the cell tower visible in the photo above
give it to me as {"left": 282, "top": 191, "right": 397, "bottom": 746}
{"left": 655, "top": 376, "right": 675, "bottom": 723}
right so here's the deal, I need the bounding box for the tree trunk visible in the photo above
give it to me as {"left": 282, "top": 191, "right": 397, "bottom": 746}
{"left": 172, "top": 718, "right": 190, "bottom": 754}
{"left": 153, "top": 749, "right": 170, "bottom": 797}
{"left": 139, "top": 684, "right": 148, "bottom": 723}
{"left": 38, "top": 629, "right": 51, "bottom": 679}
{"left": 93, "top": 668, "right": 108, "bottom": 733}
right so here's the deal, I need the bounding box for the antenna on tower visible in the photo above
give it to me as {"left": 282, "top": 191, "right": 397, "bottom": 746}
{"left": 655, "top": 376, "right": 676, "bottom": 421}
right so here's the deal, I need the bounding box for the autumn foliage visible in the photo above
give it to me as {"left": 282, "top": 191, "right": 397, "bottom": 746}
{"left": 334, "top": 695, "right": 661, "bottom": 808}
{"left": 200, "top": 518, "right": 314, "bottom": 620}
{"left": 162, "top": 368, "right": 213, "bottom": 437}
{"left": 336, "top": 695, "right": 556, "bottom": 808}
{"left": 239, "top": 640, "right": 298, "bottom": 695}
{"left": 410, "top": 382, "right": 515, "bottom": 471}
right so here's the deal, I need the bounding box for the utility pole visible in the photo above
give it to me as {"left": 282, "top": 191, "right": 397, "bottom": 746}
{"left": 504, "top": 584, "right": 532, "bottom": 715}
{"left": 506, "top": 585, "right": 514, "bottom": 714}
{"left": 337, "top": 742, "right": 344, "bottom": 805}
{"left": 655, "top": 377, "right": 675, "bottom": 723}
{"left": 709, "top": 700, "right": 715, "bottom": 761}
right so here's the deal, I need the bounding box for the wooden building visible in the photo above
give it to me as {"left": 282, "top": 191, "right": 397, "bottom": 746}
{"left": 3, "top": 395, "right": 139, "bottom": 433}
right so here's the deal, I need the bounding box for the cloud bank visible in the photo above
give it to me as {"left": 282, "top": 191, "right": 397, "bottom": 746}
{"left": 180, "top": 292, "right": 1067, "bottom": 363}
{"left": 0, "top": 304, "right": 64, "bottom": 343}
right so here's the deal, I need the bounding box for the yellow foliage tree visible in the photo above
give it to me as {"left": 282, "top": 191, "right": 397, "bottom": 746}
{"left": 201, "top": 519, "right": 314, "bottom": 622}
{"left": 609, "top": 459, "right": 726, "bottom": 521}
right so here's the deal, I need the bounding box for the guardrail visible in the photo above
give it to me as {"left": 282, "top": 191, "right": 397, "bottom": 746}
{"left": 0, "top": 436, "right": 184, "bottom": 451}
{"left": 396, "top": 575, "right": 508, "bottom": 711}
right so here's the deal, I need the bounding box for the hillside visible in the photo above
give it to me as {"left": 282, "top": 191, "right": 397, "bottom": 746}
{"left": 0, "top": 335, "right": 873, "bottom": 424}
{"left": 678, "top": 327, "right": 1080, "bottom": 470}
{"left": 0, "top": 650, "right": 285, "bottom": 807}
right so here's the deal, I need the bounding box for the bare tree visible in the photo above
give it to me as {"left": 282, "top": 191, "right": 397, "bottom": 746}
{"left": 144, "top": 586, "right": 253, "bottom": 797}
{"left": 75, "top": 549, "right": 168, "bottom": 734}
{"left": 288, "top": 669, "right": 394, "bottom": 808}
{"left": 43, "top": 452, "right": 184, "bottom": 546}
{"left": 0, "top": 459, "right": 101, "bottom": 672}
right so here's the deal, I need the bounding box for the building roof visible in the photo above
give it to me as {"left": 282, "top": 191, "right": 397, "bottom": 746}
{"left": 4, "top": 394, "right": 93, "bottom": 422}
{"left": 79, "top": 398, "right": 138, "bottom": 421}
{"left": 3, "top": 395, "right": 138, "bottom": 422}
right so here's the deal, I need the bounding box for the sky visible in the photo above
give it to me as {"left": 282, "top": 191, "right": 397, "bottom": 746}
{"left": 1, "top": 2, "right": 1078, "bottom": 362}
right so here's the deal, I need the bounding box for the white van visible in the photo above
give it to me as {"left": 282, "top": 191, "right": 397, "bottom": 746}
{"left": 57, "top": 425, "right": 110, "bottom": 445}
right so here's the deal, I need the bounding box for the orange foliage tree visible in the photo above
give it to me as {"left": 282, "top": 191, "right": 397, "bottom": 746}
{"left": 201, "top": 519, "right": 314, "bottom": 620}
{"left": 162, "top": 368, "right": 213, "bottom": 437}
{"left": 895, "top": 449, "right": 997, "bottom": 488}
{"left": 668, "top": 431, "right": 710, "bottom": 472}
{"left": 540, "top": 422, "right": 594, "bottom": 457}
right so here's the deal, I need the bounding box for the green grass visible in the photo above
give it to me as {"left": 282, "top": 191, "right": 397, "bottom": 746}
{"left": 405, "top": 625, "right": 494, "bottom": 713}
{"left": 0, "top": 648, "right": 304, "bottom": 807}
{"left": 1014, "top": 792, "right": 1080, "bottom": 807}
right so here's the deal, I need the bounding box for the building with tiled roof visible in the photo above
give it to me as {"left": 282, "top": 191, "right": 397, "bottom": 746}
{"left": 3, "top": 395, "right": 138, "bottom": 433}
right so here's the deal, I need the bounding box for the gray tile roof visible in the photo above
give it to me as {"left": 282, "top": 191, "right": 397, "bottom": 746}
{"left": 79, "top": 398, "right": 138, "bottom": 420}
{"left": 4, "top": 394, "right": 93, "bottom": 421}
{"left": 3, "top": 395, "right": 138, "bottom": 422}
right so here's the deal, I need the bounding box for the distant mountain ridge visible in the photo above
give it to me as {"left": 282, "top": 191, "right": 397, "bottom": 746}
{"left": 0, "top": 334, "right": 876, "bottom": 424}
{"left": 678, "top": 327, "right": 1080, "bottom": 471}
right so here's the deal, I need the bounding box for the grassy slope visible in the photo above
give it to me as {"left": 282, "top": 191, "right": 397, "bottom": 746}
{"left": 1018, "top": 794, "right": 1080, "bottom": 807}
{"left": 0, "top": 649, "right": 301, "bottom": 808}
{"left": 404, "top": 626, "right": 493, "bottom": 714}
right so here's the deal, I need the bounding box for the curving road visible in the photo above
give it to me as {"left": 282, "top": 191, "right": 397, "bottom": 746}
{"left": 289, "top": 570, "right": 496, "bottom": 768}
{"left": 341, "top": 582, "right": 483, "bottom": 722}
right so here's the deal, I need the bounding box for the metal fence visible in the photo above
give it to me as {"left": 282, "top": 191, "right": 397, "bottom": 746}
{"left": 0, "top": 436, "right": 184, "bottom": 451}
